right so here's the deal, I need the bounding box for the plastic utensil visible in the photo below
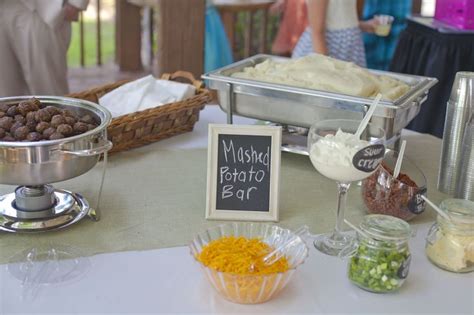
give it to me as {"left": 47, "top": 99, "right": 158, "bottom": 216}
{"left": 355, "top": 94, "right": 382, "bottom": 139}
{"left": 393, "top": 140, "right": 407, "bottom": 179}
{"left": 250, "top": 225, "right": 310, "bottom": 271}
{"left": 421, "top": 195, "right": 452, "bottom": 221}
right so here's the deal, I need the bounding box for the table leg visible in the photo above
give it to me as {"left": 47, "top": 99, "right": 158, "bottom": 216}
{"left": 226, "top": 83, "right": 234, "bottom": 124}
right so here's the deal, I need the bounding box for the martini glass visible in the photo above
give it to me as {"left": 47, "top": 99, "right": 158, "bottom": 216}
{"left": 308, "top": 119, "right": 385, "bottom": 256}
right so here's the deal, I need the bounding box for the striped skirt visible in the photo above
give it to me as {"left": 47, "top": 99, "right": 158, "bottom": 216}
{"left": 292, "top": 27, "right": 367, "bottom": 67}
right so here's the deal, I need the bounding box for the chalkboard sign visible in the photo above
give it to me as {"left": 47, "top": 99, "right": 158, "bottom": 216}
{"left": 206, "top": 124, "right": 281, "bottom": 221}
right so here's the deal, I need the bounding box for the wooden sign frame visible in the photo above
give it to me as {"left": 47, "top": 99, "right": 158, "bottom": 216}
{"left": 206, "top": 124, "right": 281, "bottom": 221}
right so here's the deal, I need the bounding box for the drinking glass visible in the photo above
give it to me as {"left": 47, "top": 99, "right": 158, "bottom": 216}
{"left": 308, "top": 119, "right": 385, "bottom": 256}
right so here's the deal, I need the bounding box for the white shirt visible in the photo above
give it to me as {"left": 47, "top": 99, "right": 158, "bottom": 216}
{"left": 307, "top": 0, "right": 359, "bottom": 31}
{"left": 19, "top": 0, "right": 89, "bottom": 28}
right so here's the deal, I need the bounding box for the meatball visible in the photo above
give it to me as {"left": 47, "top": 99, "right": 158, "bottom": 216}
{"left": 56, "top": 124, "right": 73, "bottom": 136}
{"left": 42, "top": 127, "right": 56, "bottom": 139}
{"left": 36, "top": 121, "right": 50, "bottom": 133}
{"left": 26, "top": 132, "right": 43, "bottom": 141}
{"left": 2, "top": 134, "right": 15, "bottom": 142}
{"left": 17, "top": 101, "right": 35, "bottom": 116}
{"left": 62, "top": 109, "right": 78, "bottom": 119}
{"left": 14, "top": 115, "right": 26, "bottom": 124}
{"left": 10, "top": 121, "right": 24, "bottom": 134}
{"left": 0, "top": 116, "right": 14, "bottom": 131}
{"left": 45, "top": 106, "right": 62, "bottom": 116}
{"left": 25, "top": 111, "right": 36, "bottom": 122}
{"left": 35, "top": 109, "right": 51, "bottom": 122}
{"left": 6, "top": 106, "right": 18, "bottom": 117}
{"left": 65, "top": 116, "right": 77, "bottom": 125}
{"left": 14, "top": 126, "right": 30, "bottom": 141}
{"left": 50, "top": 114, "right": 66, "bottom": 128}
{"left": 80, "top": 114, "right": 95, "bottom": 124}
{"left": 49, "top": 132, "right": 64, "bottom": 140}
{"left": 25, "top": 119, "right": 37, "bottom": 132}
{"left": 30, "top": 98, "right": 42, "bottom": 110}
{"left": 0, "top": 128, "right": 5, "bottom": 138}
{"left": 0, "top": 103, "right": 9, "bottom": 112}
{"left": 73, "top": 122, "right": 88, "bottom": 134}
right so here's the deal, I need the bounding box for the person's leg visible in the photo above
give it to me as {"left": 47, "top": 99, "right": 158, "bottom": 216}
{"left": 0, "top": 2, "right": 29, "bottom": 97}
{"left": 9, "top": 1, "right": 70, "bottom": 95}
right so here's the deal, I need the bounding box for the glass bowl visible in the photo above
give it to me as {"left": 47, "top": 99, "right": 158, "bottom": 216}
{"left": 189, "top": 222, "right": 309, "bottom": 304}
{"left": 362, "top": 149, "right": 427, "bottom": 221}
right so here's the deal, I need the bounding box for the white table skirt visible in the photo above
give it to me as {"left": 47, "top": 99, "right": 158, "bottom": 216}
{"left": 1, "top": 106, "right": 472, "bottom": 314}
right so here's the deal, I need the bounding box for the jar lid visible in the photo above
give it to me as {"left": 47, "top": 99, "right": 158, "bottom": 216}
{"left": 440, "top": 199, "right": 474, "bottom": 225}
{"left": 360, "top": 214, "right": 411, "bottom": 241}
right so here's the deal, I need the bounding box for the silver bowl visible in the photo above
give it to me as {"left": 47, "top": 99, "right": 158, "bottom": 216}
{"left": 0, "top": 96, "right": 112, "bottom": 185}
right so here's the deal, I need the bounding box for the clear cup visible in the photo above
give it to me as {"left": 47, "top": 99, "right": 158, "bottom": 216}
{"left": 374, "top": 15, "right": 394, "bottom": 37}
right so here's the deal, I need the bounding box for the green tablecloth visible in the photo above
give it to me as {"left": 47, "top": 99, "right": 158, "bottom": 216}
{"left": 0, "top": 131, "right": 448, "bottom": 264}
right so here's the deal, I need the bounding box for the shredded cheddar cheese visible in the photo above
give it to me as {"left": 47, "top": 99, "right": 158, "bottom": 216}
{"left": 196, "top": 236, "right": 293, "bottom": 304}
{"left": 197, "top": 236, "right": 289, "bottom": 275}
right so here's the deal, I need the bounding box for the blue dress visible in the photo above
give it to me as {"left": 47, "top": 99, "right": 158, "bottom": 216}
{"left": 204, "top": 5, "right": 233, "bottom": 72}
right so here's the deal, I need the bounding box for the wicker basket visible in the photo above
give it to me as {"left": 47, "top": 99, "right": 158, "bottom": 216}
{"left": 67, "top": 71, "right": 212, "bottom": 154}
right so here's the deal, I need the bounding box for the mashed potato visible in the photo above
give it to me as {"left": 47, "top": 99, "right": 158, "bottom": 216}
{"left": 232, "top": 54, "right": 410, "bottom": 101}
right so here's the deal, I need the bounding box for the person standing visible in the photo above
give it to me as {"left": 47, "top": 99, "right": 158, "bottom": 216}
{"left": 362, "top": 0, "right": 412, "bottom": 70}
{"left": 270, "top": 0, "right": 308, "bottom": 56}
{"left": 0, "top": 0, "right": 89, "bottom": 97}
{"left": 292, "top": 0, "right": 377, "bottom": 67}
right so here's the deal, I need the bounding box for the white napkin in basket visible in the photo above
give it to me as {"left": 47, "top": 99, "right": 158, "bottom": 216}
{"left": 98, "top": 75, "right": 196, "bottom": 118}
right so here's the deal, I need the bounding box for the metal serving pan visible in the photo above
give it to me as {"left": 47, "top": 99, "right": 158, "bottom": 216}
{"left": 0, "top": 96, "right": 112, "bottom": 186}
{"left": 203, "top": 54, "right": 438, "bottom": 145}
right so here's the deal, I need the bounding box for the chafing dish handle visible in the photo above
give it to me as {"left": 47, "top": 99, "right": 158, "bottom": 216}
{"left": 59, "top": 139, "right": 113, "bottom": 157}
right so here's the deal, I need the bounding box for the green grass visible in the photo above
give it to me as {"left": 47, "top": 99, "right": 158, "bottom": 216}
{"left": 67, "top": 19, "right": 115, "bottom": 67}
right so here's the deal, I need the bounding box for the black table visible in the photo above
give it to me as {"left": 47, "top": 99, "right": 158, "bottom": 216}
{"left": 390, "top": 17, "right": 474, "bottom": 138}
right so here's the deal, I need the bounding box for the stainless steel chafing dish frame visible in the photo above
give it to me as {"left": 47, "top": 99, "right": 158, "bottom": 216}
{"left": 202, "top": 54, "right": 438, "bottom": 152}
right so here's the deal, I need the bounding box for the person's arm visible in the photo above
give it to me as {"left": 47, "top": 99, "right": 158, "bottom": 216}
{"left": 359, "top": 18, "right": 378, "bottom": 33}
{"left": 307, "top": 0, "right": 328, "bottom": 55}
{"left": 63, "top": 0, "right": 89, "bottom": 22}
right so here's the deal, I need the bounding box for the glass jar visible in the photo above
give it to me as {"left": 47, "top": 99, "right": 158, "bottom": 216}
{"left": 347, "top": 215, "right": 412, "bottom": 293}
{"left": 425, "top": 199, "right": 474, "bottom": 273}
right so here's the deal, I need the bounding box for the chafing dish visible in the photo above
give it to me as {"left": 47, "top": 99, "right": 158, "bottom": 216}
{"left": 203, "top": 54, "right": 438, "bottom": 153}
{"left": 0, "top": 96, "right": 112, "bottom": 233}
